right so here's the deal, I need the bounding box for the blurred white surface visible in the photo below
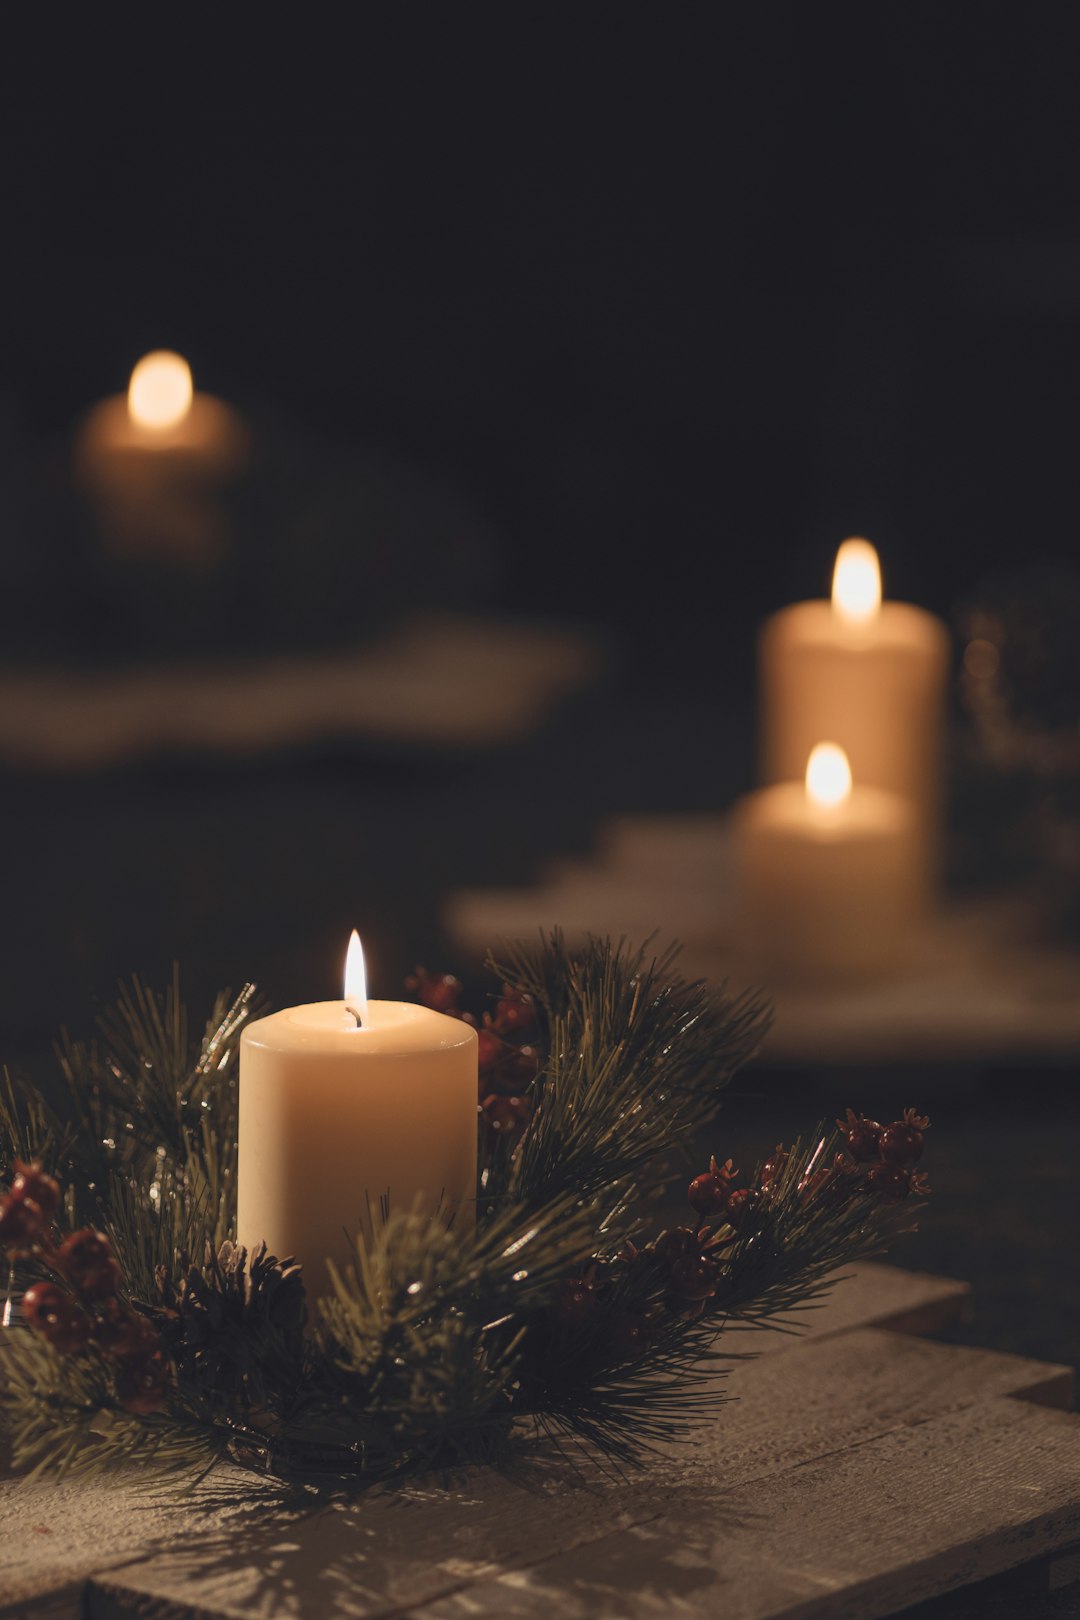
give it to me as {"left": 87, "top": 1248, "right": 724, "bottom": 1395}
{"left": 446, "top": 813, "right": 1080, "bottom": 1063}
{"left": 0, "top": 615, "right": 605, "bottom": 770}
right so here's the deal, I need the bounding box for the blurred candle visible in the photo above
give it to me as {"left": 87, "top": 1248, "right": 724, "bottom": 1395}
{"left": 758, "top": 538, "right": 949, "bottom": 882}
{"left": 237, "top": 932, "right": 478, "bottom": 1300}
{"left": 74, "top": 350, "right": 249, "bottom": 564}
{"left": 733, "top": 743, "right": 919, "bottom": 983}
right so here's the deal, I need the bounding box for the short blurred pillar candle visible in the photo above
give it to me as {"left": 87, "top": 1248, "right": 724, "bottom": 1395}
{"left": 74, "top": 350, "right": 249, "bottom": 566}
{"left": 733, "top": 744, "right": 919, "bottom": 983}
{"left": 758, "top": 539, "right": 949, "bottom": 883}
{"left": 237, "top": 933, "right": 478, "bottom": 1300}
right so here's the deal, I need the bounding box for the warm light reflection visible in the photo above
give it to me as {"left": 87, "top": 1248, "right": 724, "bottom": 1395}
{"left": 127, "top": 351, "right": 194, "bottom": 431}
{"left": 344, "top": 930, "right": 369, "bottom": 1027}
{"left": 831, "top": 537, "right": 881, "bottom": 627}
{"left": 805, "top": 743, "right": 852, "bottom": 810}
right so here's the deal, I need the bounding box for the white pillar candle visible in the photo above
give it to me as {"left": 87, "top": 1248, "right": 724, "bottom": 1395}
{"left": 74, "top": 351, "right": 249, "bottom": 564}
{"left": 758, "top": 539, "right": 949, "bottom": 880}
{"left": 237, "top": 933, "right": 478, "bottom": 1300}
{"left": 733, "top": 744, "right": 920, "bottom": 984}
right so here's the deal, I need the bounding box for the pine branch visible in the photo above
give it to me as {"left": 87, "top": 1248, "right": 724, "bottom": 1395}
{"left": 308, "top": 1192, "right": 617, "bottom": 1473}
{"left": 509, "top": 1127, "right": 924, "bottom": 1465}
{"left": 51, "top": 977, "right": 255, "bottom": 1233}
{"left": 0, "top": 1329, "right": 224, "bottom": 1481}
{"left": 0, "top": 1066, "right": 70, "bottom": 1183}
{"left": 488, "top": 932, "right": 770, "bottom": 1212}
{"left": 0, "top": 947, "right": 931, "bottom": 1487}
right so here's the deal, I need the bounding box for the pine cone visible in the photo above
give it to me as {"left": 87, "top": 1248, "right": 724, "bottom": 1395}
{"left": 155, "top": 1241, "right": 306, "bottom": 1411}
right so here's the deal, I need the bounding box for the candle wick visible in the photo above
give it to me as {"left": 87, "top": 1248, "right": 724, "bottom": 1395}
{"left": 347, "top": 1002, "right": 366, "bottom": 1030}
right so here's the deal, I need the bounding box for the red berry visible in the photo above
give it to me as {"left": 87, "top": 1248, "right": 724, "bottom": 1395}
{"left": 11, "top": 1162, "right": 61, "bottom": 1222}
{"left": 880, "top": 1110, "right": 929, "bottom": 1167}
{"left": 494, "top": 1045, "right": 540, "bottom": 1092}
{"left": 116, "top": 1352, "right": 168, "bottom": 1415}
{"left": 669, "top": 1255, "right": 717, "bottom": 1301}
{"left": 22, "top": 1283, "right": 90, "bottom": 1353}
{"left": 688, "top": 1172, "right": 729, "bottom": 1216}
{"left": 492, "top": 988, "right": 535, "bottom": 1039}
{"left": 481, "top": 1092, "right": 533, "bottom": 1144}
{"left": 688, "top": 1157, "right": 736, "bottom": 1216}
{"left": 406, "top": 970, "right": 463, "bottom": 1015}
{"left": 724, "top": 1188, "right": 754, "bottom": 1225}
{"left": 837, "top": 1110, "right": 883, "bottom": 1163}
{"left": 651, "top": 1225, "right": 696, "bottom": 1265}
{"left": 760, "top": 1147, "right": 789, "bottom": 1189}
{"left": 865, "top": 1162, "right": 911, "bottom": 1204}
{"left": 609, "top": 1311, "right": 649, "bottom": 1359}
{"left": 0, "top": 1190, "right": 43, "bottom": 1247}
{"left": 56, "top": 1229, "right": 122, "bottom": 1298}
{"left": 476, "top": 1028, "right": 507, "bottom": 1071}
{"left": 92, "top": 1300, "right": 159, "bottom": 1359}
{"left": 21, "top": 1281, "right": 66, "bottom": 1329}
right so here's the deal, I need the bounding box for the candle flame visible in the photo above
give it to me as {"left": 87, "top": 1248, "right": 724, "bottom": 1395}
{"left": 344, "top": 930, "right": 369, "bottom": 1027}
{"left": 127, "top": 351, "right": 194, "bottom": 431}
{"left": 805, "top": 743, "right": 852, "bottom": 810}
{"left": 831, "top": 537, "right": 881, "bottom": 627}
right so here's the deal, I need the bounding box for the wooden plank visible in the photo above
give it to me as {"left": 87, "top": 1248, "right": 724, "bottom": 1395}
{"left": 0, "top": 1267, "right": 1048, "bottom": 1620}
{"left": 403, "top": 1400, "right": 1080, "bottom": 1620}
{"left": 0, "top": 1471, "right": 304, "bottom": 1620}
{"left": 0, "top": 1592, "right": 84, "bottom": 1620}
{"left": 76, "top": 1331, "right": 1071, "bottom": 1620}
{"left": 0, "top": 1263, "right": 968, "bottom": 1615}
{"left": 717, "top": 1262, "right": 970, "bottom": 1354}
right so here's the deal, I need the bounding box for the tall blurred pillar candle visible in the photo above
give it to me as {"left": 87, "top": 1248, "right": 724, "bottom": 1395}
{"left": 759, "top": 539, "right": 949, "bottom": 879}
{"left": 733, "top": 744, "right": 919, "bottom": 983}
{"left": 74, "top": 350, "right": 249, "bottom": 565}
{"left": 237, "top": 933, "right": 478, "bottom": 1299}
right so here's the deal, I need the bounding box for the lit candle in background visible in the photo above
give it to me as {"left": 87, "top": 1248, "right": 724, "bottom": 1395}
{"left": 127, "top": 350, "right": 195, "bottom": 429}
{"left": 732, "top": 743, "right": 919, "bottom": 983}
{"left": 74, "top": 350, "right": 249, "bottom": 565}
{"left": 237, "top": 932, "right": 478, "bottom": 1300}
{"left": 758, "top": 537, "right": 949, "bottom": 886}
{"left": 831, "top": 536, "right": 882, "bottom": 628}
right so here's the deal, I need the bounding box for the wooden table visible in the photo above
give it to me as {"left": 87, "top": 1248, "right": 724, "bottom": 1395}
{"left": 3, "top": 1264, "right": 1078, "bottom": 1620}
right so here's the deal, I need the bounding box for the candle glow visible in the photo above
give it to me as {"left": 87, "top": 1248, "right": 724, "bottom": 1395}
{"left": 127, "top": 351, "right": 194, "bottom": 432}
{"left": 831, "top": 538, "right": 882, "bottom": 628}
{"left": 805, "top": 742, "right": 852, "bottom": 810}
{"left": 344, "top": 929, "right": 369, "bottom": 1027}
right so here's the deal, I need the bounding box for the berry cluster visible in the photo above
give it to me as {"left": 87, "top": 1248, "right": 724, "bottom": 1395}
{"left": 406, "top": 969, "right": 539, "bottom": 1148}
{"left": 0, "top": 1160, "right": 61, "bottom": 1250}
{"left": 548, "top": 1265, "right": 651, "bottom": 1362}
{"left": 835, "top": 1108, "right": 931, "bottom": 1204}
{"left": 0, "top": 1162, "right": 168, "bottom": 1414}
{"left": 631, "top": 1109, "right": 931, "bottom": 1322}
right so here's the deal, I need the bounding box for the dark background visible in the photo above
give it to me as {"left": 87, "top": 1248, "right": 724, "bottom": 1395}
{"left": 3, "top": 11, "right": 1078, "bottom": 999}
{"left": 6, "top": 9, "right": 1080, "bottom": 662}
{"left": 1, "top": 10, "right": 1078, "bottom": 1477}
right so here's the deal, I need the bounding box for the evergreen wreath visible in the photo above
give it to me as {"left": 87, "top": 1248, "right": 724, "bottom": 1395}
{"left": 0, "top": 933, "right": 930, "bottom": 1484}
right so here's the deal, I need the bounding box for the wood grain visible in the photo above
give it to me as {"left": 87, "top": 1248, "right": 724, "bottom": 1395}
{"left": 1, "top": 1263, "right": 1073, "bottom": 1620}
{"left": 80, "top": 1332, "right": 1070, "bottom": 1620}
{"left": 406, "top": 1401, "right": 1080, "bottom": 1620}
